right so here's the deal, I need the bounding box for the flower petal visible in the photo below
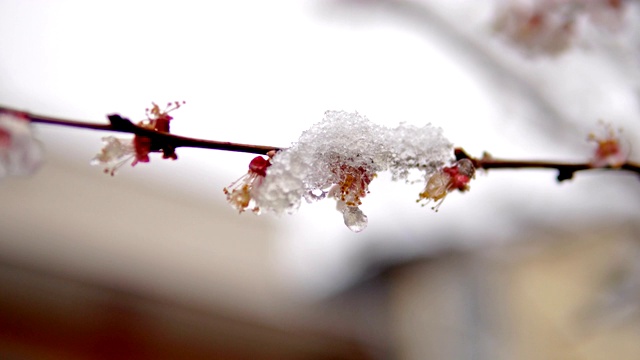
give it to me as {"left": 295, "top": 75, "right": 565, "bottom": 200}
{"left": 0, "top": 112, "right": 43, "bottom": 178}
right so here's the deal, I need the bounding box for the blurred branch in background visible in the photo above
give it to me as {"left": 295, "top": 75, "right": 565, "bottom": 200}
{"left": 319, "top": 0, "right": 582, "bottom": 144}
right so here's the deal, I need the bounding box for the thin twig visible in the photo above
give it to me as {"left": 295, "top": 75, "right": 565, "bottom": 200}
{"left": 455, "top": 148, "right": 640, "bottom": 181}
{"left": 3, "top": 104, "right": 640, "bottom": 179}
{"left": 1, "top": 105, "right": 281, "bottom": 156}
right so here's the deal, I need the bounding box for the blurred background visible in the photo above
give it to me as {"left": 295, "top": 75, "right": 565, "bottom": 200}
{"left": 1, "top": 0, "right": 640, "bottom": 358}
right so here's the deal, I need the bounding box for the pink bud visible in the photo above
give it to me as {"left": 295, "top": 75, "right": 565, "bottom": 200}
{"left": 249, "top": 156, "right": 270, "bottom": 177}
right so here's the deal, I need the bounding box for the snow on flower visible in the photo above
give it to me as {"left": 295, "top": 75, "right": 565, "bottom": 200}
{"left": 328, "top": 163, "right": 376, "bottom": 232}
{"left": 0, "top": 111, "right": 43, "bottom": 178}
{"left": 249, "top": 110, "right": 453, "bottom": 232}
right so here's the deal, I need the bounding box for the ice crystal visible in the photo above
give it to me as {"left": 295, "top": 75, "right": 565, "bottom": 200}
{"left": 0, "top": 112, "right": 43, "bottom": 178}
{"left": 253, "top": 111, "right": 452, "bottom": 231}
{"left": 336, "top": 200, "right": 369, "bottom": 233}
{"left": 385, "top": 122, "right": 454, "bottom": 181}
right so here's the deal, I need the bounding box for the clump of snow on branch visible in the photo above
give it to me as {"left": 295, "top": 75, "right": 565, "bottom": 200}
{"left": 0, "top": 112, "right": 43, "bottom": 178}
{"left": 243, "top": 111, "right": 452, "bottom": 232}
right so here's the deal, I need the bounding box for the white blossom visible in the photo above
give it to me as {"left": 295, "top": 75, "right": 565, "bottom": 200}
{"left": 223, "top": 156, "right": 270, "bottom": 213}
{"left": 0, "top": 112, "right": 43, "bottom": 178}
{"left": 90, "top": 136, "right": 137, "bottom": 176}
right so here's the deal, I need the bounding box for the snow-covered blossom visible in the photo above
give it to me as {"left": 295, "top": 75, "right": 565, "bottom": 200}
{"left": 493, "top": 0, "right": 627, "bottom": 56}
{"left": 223, "top": 156, "right": 270, "bottom": 213}
{"left": 417, "top": 159, "right": 476, "bottom": 211}
{"left": 588, "top": 121, "right": 628, "bottom": 168}
{"left": 0, "top": 111, "right": 43, "bottom": 178}
{"left": 91, "top": 101, "right": 184, "bottom": 175}
{"left": 250, "top": 110, "right": 452, "bottom": 232}
{"left": 327, "top": 164, "right": 376, "bottom": 232}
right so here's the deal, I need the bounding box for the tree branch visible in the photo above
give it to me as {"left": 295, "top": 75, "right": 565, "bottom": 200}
{"left": 5, "top": 105, "right": 281, "bottom": 156}
{"left": 3, "top": 104, "right": 640, "bottom": 180}
{"left": 454, "top": 148, "right": 640, "bottom": 181}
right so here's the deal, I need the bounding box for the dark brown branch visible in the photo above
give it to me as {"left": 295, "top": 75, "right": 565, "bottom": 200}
{"left": 3, "top": 104, "right": 640, "bottom": 179}
{"left": 454, "top": 148, "right": 640, "bottom": 181}
{"left": 1, "top": 105, "right": 281, "bottom": 156}
{"left": 104, "top": 115, "right": 280, "bottom": 155}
